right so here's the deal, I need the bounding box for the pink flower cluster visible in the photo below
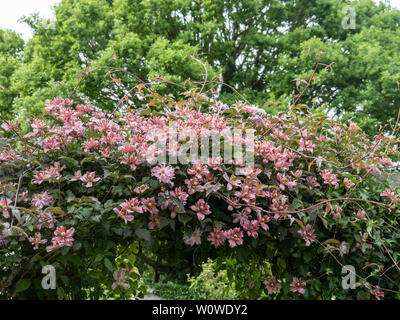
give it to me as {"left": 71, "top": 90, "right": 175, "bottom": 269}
{"left": 32, "top": 162, "right": 66, "bottom": 185}
{"left": 151, "top": 164, "right": 175, "bottom": 186}
{"left": 71, "top": 170, "right": 101, "bottom": 187}
{"left": 0, "top": 198, "right": 12, "bottom": 218}
{"left": 31, "top": 191, "right": 53, "bottom": 209}
{"left": 380, "top": 189, "right": 398, "bottom": 203}
{"left": 0, "top": 92, "right": 396, "bottom": 301}
{"left": 0, "top": 149, "right": 20, "bottom": 162}
{"left": 113, "top": 198, "right": 143, "bottom": 224}
{"left": 46, "top": 226, "right": 75, "bottom": 252}
{"left": 320, "top": 169, "right": 339, "bottom": 188}
{"left": 297, "top": 224, "right": 316, "bottom": 246}
{"left": 263, "top": 276, "right": 306, "bottom": 295}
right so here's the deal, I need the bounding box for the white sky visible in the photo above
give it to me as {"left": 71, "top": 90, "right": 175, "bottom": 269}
{"left": 0, "top": 0, "right": 61, "bottom": 41}
{"left": 0, "top": 0, "right": 399, "bottom": 42}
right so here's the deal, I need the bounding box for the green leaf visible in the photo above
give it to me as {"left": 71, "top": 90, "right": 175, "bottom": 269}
{"left": 104, "top": 257, "right": 114, "bottom": 273}
{"left": 160, "top": 217, "right": 171, "bottom": 229}
{"left": 57, "top": 287, "right": 66, "bottom": 300}
{"left": 15, "top": 278, "right": 31, "bottom": 293}
{"left": 94, "top": 253, "right": 104, "bottom": 263}
{"left": 73, "top": 241, "right": 82, "bottom": 251}
{"left": 178, "top": 214, "right": 192, "bottom": 226}
{"left": 172, "top": 198, "right": 185, "bottom": 213}
{"left": 135, "top": 228, "right": 151, "bottom": 241}
{"left": 47, "top": 207, "right": 66, "bottom": 215}
{"left": 60, "top": 246, "right": 70, "bottom": 256}
{"left": 60, "top": 156, "right": 79, "bottom": 168}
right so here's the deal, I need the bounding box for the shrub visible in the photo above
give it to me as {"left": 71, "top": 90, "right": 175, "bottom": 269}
{"left": 150, "top": 282, "right": 201, "bottom": 300}
{"left": 187, "top": 258, "right": 237, "bottom": 300}
{"left": 0, "top": 69, "right": 399, "bottom": 299}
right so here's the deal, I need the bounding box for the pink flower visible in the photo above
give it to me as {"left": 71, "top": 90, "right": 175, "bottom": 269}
{"left": 114, "top": 198, "right": 143, "bottom": 224}
{"left": 370, "top": 286, "right": 385, "bottom": 300}
{"left": 332, "top": 205, "right": 342, "bottom": 219}
{"left": 234, "top": 185, "right": 256, "bottom": 203}
{"left": 343, "top": 178, "right": 355, "bottom": 189}
{"left": 76, "top": 103, "right": 93, "bottom": 114}
{"left": 190, "top": 199, "right": 211, "bottom": 221}
{"left": 118, "top": 142, "right": 136, "bottom": 153}
{"left": 0, "top": 198, "right": 12, "bottom": 218}
{"left": 93, "top": 119, "right": 118, "bottom": 133}
{"left": 272, "top": 129, "right": 289, "bottom": 140}
{"left": 306, "top": 176, "right": 320, "bottom": 190}
{"left": 187, "top": 162, "right": 209, "bottom": 179}
{"left": 298, "top": 224, "right": 316, "bottom": 246}
{"left": 112, "top": 269, "right": 130, "bottom": 290}
{"left": 298, "top": 138, "right": 315, "bottom": 153}
{"left": 223, "top": 173, "right": 242, "bottom": 191}
{"left": 276, "top": 173, "right": 297, "bottom": 190}
{"left": 30, "top": 119, "right": 46, "bottom": 136}
{"left": 242, "top": 220, "right": 260, "bottom": 238}
{"left": 80, "top": 172, "right": 101, "bottom": 187}
{"left": 292, "top": 170, "right": 303, "bottom": 179}
{"left": 141, "top": 197, "right": 159, "bottom": 215}
{"left": 184, "top": 177, "right": 201, "bottom": 194}
{"left": 380, "top": 189, "right": 398, "bottom": 203}
{"left": 238, "top": 166, "right": 262, "bottom": 177}
{"left": 378, "top": 157, "right": 395, "bottom": 168}
{"left": 70, "top": 170, "right": 82, "bottom": 182}
{"left": 43, "top": 135, "right": 62, "bottom": 153}
{"left": 257, "top": 213, "right": 270, "bottom": 231}
{"left": 355, "top": 209, "right": 366, "bottom": 221}
{"left": 0, "top": 149, "right": 20, "bottom": 162}
{"left": 29, "top": 233, "right": 47, "bottom": 250}
{"left": 46, "top": 226, "right": 75, "bottom": 252}
{"left": 1, "top": 120, "right": 18, "bottom": 131}
{"left": 37, "top": 213, "right": 57, "bottom": 230}
{"left": 151, "top": 164, "right": 175, "bottom": 186}
{"left": 290, "top": 277, "right": 306, "bottom": 294}
{"left": 226, "top": 196, "right": 241, "bottom": 211}
{"left": 207, "top": 157, "right": 223, "bottom": 170}
{"left": 32, "top": 163, "right": 65, "bottom": 185}
{"left": 170, "top": 187, "right": 189, "bottom": 205}
{"left": 320, "top": 169, "right": 339, "bottom": 188}
{"left": 93, "top": 111, "right": 105, "bottom": 119}
{"left": 133, "top": 184, "right": 150, "bottom": 194}
{"left": 121, "top": 153, "right": 142, "bottom": 171}
{"left": 210, "top": 101, "right": 229, "bottom": 113}
{"left": 32, "top": 171, "right": 49, "bottom": 185}
{"left": 316, "top": 134, "right": 327, "bottom": 142}
{"left": 82, "top": 138, "right": 100, "bottom": 153}
{"left": 268, "top": 193, "right": 289, "bottom": 218}
{"left": 123, "top": 198, "right": 143, "bottom": 213}
{"left": 31, "top": 191, "right": 53, "bottom": 209}
{"left": 183, "top": 228, "right": 203, "bottom": 246}
{"left": 113, "top": 208, "right": 134, "bottom": 224}
{"left": 224, "top": 228, "right": 243, "bottom": 248}
{"left": 148, "top": 212, "right": 161, "bottom": 229}
{"left": 207, "top": 228, "right": 226, "bottom": 248}
{"left": 263, "top": 276, "right": 281, "bottom": 295}
{"left": 232, "top": 210, "right": 250, "bottom": 225}
{"left": 348, "top": 122, "right": 359, "bottom": 132}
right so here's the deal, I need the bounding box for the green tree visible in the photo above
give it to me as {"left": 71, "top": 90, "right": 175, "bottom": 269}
{"left": 0, "top": 29, "right": 24, "bottom": 119}
{"left": 5, "top": 0, "right": 400, "bottom": 134}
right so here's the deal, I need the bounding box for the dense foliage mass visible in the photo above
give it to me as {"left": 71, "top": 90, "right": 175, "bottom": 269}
{"left": 1, "top": 0, "right": 400, "bottom": 134}
{"left": 0, "top": 75, "right": 399, "bottom": 299}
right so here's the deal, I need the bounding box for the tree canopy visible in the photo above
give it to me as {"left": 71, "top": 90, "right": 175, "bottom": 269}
{"left": 1, "top": 0, "right": 400, "bottom": 133}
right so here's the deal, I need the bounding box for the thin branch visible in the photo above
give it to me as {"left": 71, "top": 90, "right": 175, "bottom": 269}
{"left": 190, "top": 55, "right": 208, "bottom": 95}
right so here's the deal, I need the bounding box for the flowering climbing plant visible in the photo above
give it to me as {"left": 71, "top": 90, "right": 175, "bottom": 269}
{"left": 0, "top": 67, "right": 399, "bottom": 300}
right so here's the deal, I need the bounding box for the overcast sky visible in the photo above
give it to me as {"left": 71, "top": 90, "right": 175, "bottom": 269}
{"left": 0, "top": 0, "right": 399, "bottom": 42}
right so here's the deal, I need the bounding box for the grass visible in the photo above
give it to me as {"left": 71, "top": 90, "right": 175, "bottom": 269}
{"left": 148, "top": 282, "right": 203, "bottom": 300}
